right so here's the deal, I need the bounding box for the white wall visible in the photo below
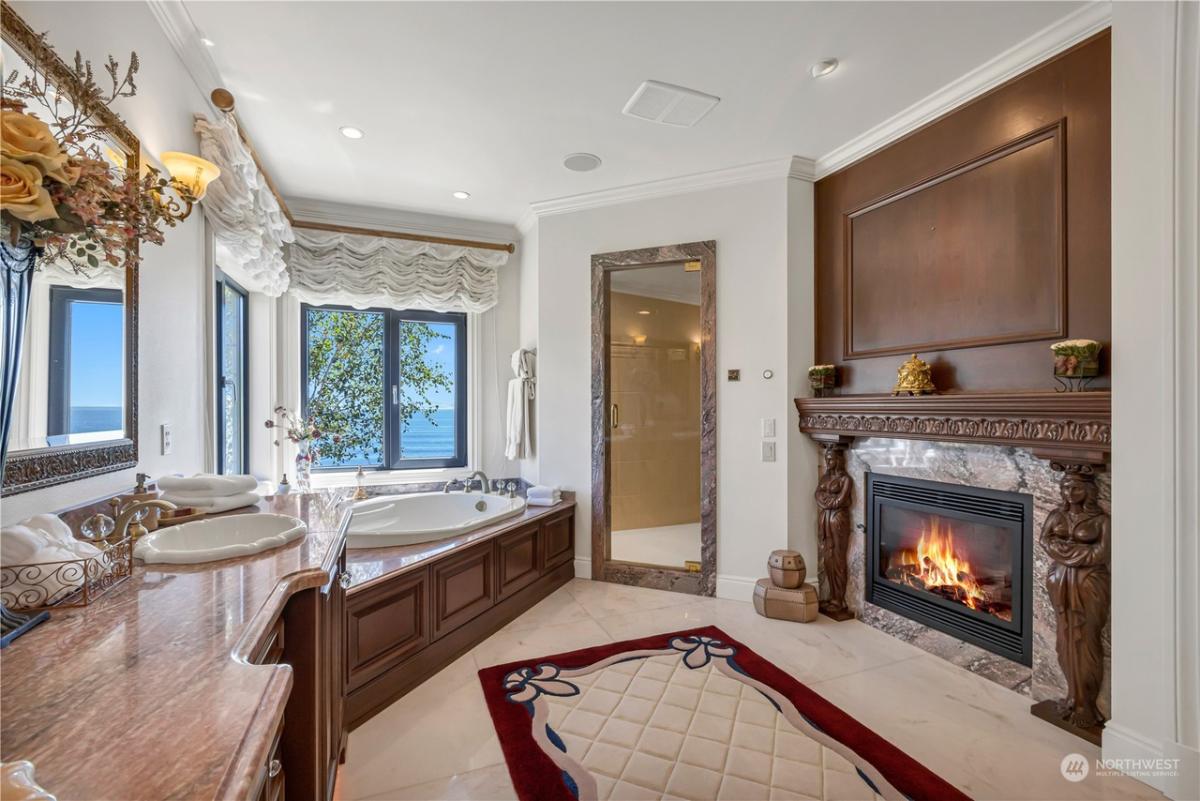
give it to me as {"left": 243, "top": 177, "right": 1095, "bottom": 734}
{"left": 532, "top": 177, "right": 817, "bottom": 599}
{"left": 2, "top": 1, "right": 210, "bottom": 525}
{"left": 517, "top": 223, "right": 540, "bottom": 484}
{"left": 1109, "top": 3, "right": 1200, "bottom": 799}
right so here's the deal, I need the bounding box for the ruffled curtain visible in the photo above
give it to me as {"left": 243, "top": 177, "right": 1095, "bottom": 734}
{"left": 286, "top": 227, "right": 507, "bottom": 313}
{"left": 194, "top": 114, "right": 293, "bottom": 296}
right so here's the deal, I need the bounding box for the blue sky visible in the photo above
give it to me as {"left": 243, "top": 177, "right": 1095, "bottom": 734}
{"left": 68, "top": 300, "right": 123, "bottom": 408}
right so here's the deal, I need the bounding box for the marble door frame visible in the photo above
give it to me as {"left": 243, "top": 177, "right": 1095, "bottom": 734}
{"left": 590, "top": 240, "right": 716, "bottom": 596}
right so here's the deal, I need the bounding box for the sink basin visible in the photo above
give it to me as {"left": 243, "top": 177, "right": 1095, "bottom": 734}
{"left": 134, "top": 514, "right": 306, "bottom": 565}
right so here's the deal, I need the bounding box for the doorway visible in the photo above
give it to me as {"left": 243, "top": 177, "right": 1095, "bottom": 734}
{"left": 591, "top": 241, "right": 715, "bottom": 595}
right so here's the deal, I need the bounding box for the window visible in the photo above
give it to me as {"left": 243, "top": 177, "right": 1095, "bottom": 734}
{"left": 301, "top": 304, "right": 467, "bottom": 471}
{"left": 47, "top": 286, "right": 124, "bottom": 445}
{"left": 216, "top": 275, "right": 249, "bottom": 474}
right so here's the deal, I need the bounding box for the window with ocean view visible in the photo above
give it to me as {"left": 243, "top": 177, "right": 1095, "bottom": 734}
{"left": 47, "top": 287, "right": 125, "bottom": 444}
{"left": 301, "top": 304, "right": 467, "bottom": 471}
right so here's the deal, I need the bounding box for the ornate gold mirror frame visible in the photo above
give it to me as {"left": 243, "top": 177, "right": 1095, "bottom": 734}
{"left": 1, "top": 2, "right": 140, "bottom": 495}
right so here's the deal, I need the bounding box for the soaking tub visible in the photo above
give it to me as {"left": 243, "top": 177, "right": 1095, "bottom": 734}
{"left": 346, "top": 492, "right": 527, "bottom": 549}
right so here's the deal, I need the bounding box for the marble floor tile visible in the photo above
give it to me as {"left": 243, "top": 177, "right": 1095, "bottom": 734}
{"left": 498, "top": 584, "right": 593, "bottom": 633}
{"left": 339, "top": 578, "right": 1163, "bottom": 801}
{"left": 471, "top": 615, "right": 614, "bottom": 668}
{"left": 339, "top": 653, "right": 505, "bottom": 799}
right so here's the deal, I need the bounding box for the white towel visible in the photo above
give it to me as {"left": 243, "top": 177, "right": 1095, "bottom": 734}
{"left": 157, "top": 473, "right": 258, "bottom": 496}
{"left": 505, "top": 350, "right": 535, "bottom": 461}
{"left": 2, "top": 516, "right": 101, "bottom": 565}
{"left": 160, "top": 491, "right": 261, "bottom": 513}
{"left": 526, "top": 495, "right": 560, "bottom": 507}
{"left": 527, "top": 485, "right": 559, "bottom": 501}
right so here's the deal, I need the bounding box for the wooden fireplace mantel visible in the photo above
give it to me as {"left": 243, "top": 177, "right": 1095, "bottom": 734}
{"left": 794, "top": 390, "right": 1110, "bottom": 463}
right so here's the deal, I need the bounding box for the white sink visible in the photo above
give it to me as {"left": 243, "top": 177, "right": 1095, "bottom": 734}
{"left": 134, "top": 514, "right": 306, "bottom": 565}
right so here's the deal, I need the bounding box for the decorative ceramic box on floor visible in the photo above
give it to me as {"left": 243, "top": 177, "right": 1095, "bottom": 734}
{"left": 753, "top": 579, "right": 818, "bottom": 623}
{"left": 768, "top": 549, "right": 806, "bottom": 589}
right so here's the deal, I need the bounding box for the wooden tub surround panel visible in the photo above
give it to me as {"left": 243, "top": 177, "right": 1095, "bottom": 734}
{"left": 344, "top": 502, "right": 575, "bottom": 729}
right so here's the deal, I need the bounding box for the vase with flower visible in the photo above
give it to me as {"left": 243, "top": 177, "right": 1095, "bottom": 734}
{"left": 265, "top": 407, "right": 340, "bottom": 494}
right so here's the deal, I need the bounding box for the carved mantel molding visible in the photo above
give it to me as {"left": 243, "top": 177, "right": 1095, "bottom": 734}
{"left": 794, "top": 391, "right": 1110, "bottom": 463}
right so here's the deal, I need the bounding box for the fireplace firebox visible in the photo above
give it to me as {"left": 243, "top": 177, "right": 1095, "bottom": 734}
{"left": 865, "top": 473, "right": 1032, "bottom": 665}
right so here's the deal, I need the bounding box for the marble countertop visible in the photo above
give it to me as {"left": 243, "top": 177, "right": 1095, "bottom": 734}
{"left": 0, "top": 491, "right": 353, "bottom": 801}
{"left": 346, "top": 497, "right": 575, "bottom": 590}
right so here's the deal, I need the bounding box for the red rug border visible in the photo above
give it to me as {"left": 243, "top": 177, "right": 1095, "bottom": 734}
{"left": 477, "top": 625, "right": 971, "bottom": 801}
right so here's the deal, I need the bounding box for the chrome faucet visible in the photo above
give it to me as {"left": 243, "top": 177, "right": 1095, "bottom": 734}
{"left": 464, "top": 470, "right": 491, "bottom": 494}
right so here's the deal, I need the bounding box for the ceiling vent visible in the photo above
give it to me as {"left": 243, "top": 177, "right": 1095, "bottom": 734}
{"left": 622, "top": 80, "right": 720, "bottom": 128}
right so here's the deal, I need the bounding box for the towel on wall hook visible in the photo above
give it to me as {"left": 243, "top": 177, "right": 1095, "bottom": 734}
{"left": 505, "top": 349, "right": 535, "bottom": 460}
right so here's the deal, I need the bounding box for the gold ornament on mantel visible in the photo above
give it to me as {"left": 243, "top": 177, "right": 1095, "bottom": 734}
{"left": 892, "top": 354, "right": 936, "bottom": 396}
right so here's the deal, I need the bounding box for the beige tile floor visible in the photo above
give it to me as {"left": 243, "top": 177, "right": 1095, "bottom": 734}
{"left": 336, "top": 579, "right": 1163, "bottom": 801}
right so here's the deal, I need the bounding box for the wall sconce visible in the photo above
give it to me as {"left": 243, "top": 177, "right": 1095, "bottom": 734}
{"left": 158, "top": 151, "right": 221, "bottom": 221}
{"left": 633, "top": 334, "right": 647, "bottom": 346}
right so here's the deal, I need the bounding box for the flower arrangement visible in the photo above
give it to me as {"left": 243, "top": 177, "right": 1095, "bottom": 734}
{"left": 265, "top": 407, "right": 340, "bottom": 492}
{"left": 1, "top": 40, "right": 178, "bottom": 271}
{"left": 1050, "top": 339, "right": 1101, "bottom": 378}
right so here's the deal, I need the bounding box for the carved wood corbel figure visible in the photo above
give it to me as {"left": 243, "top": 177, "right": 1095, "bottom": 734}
{"left": 815, "top": 443, "right": 854, "bottom": 620}
{"left": 1040, "top": 462, "right": 1111, "bottom": 731}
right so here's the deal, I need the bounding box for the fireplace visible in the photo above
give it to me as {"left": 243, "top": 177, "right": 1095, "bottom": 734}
{"left": 865, "top": 473, "right": 1033, "bottom": 665}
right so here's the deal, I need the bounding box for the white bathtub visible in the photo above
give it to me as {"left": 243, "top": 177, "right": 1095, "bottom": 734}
{"left": 346, "top": 492, "right": 527, "bottom": 549}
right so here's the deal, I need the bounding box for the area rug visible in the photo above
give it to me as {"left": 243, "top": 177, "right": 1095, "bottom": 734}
{"left": 478, "top": 626, "right": 971, "bottom": 801}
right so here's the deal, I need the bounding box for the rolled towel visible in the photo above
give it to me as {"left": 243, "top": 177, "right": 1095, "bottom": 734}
{"left": 159, "top": 491, "right": 261, "bottom": 513}
{"left": 1, "top": 526, "right": 53, "bottom": 566}
{"left": 526, "top": 485, "right": 560, "bottom": 501}
{"left": 157, "top": 473, "right": 257, "bottom": 496}
{"left": 526, "top": 495, "right": 560, "bottom": 507}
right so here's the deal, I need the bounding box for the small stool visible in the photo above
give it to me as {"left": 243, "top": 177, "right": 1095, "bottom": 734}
{"left": 753, "top": 579, "right": 818, "bottom": 623}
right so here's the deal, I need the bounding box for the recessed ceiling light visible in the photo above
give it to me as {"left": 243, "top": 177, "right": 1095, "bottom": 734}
{"left": 339, "top": 126, "right": 365, "bottom": 140}
{"left": 200, "top": 37, "right": 216, "bottom": 47}
{"left": 637, "top": 309, "right": 651, "bottom": 316}
{"left": 564, "top": 153, "right": 602, "bottom": 172}
{"left": 811, "top": 58, "right": 839, "bottom": 78}
{"left": 452, "top": 191, "right": 471, "bottom": 200}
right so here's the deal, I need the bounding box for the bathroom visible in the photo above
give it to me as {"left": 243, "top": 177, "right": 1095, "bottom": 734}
{"left": 1, "top": 3, "right": 1197, "bottom": 801}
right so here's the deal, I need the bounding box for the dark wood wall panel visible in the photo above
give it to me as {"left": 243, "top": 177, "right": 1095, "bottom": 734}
{"left": 816, "top": 32, "right": 1110, "bottom": 392}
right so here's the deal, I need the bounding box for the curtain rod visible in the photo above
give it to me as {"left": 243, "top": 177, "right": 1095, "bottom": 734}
{"left": 209, "top": 89, "right": 516, "bottom": 255}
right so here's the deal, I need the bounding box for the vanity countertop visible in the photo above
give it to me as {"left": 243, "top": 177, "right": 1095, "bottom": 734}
{"left": 345, "top": 497, "right": 575, "bottom": 590}
{"left": 0, "top": 491, "right": 353, "bottom": 801}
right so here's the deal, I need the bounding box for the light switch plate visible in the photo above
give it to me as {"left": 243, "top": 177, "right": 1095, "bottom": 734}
{"left": 761, "top": 441, "right": 776, "bottom": 462}
{"left": 762, "top": 418, "right": 776, "bottom": 438}
{"left": 160, "top": 423, "right": 173, "bottom": 456}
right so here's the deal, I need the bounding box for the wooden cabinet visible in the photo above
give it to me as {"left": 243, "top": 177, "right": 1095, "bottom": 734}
{"left": 496, "top": 523, "right": 540, "bottom": 600}
{"left": 432, "top": 542, "right": 495, "bottom": 639}
{"left": 346, "top": 506, "right": 575, "bottom": 729}
{"left": 541, "top": 511, "right": 574, "bottom": 570}
{"left": 347, "top": 569, "right": 429, "bottom": 690}
{"left": 269, "top": 544, "right": 347, "bottom": 801}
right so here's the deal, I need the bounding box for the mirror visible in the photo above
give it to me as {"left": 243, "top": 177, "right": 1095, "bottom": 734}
{"left": 591, "top": 242, "right": 716, "bottom": 596}
{"left": 2, "top": 6, "right": 140, "bottom": 494}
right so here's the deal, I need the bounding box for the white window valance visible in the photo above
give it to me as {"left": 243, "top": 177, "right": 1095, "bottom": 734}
{"left": 285, "top": 227, "right": 508, "bottom": 313}
{"left": 194, "top": 113, "right": 294, "bottom": 296}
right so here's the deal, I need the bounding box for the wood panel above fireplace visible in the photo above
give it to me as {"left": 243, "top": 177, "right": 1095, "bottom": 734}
{"left": 815, "top": 31, "right": 1110, "bottom": 393}
{"left": 795, "top": 390, "right": 1110, "bottom": 463}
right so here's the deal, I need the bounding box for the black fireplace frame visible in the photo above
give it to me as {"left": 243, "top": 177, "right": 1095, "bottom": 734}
{"left": 865, "top": 472, "right": 1033, "bottom": 666}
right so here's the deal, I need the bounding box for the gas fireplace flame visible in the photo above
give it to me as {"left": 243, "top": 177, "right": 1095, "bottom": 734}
{"left": 914, "top": 518, "right": 988, "bottom": 610}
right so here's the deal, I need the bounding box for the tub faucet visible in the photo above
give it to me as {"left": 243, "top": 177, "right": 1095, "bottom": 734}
{"left": 465, "top": 470, "right": 491, "bottom": 494}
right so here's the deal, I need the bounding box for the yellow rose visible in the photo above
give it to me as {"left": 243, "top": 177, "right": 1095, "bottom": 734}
{"left": 1, "top": 109, "right": 74, "bottom": 184}
{"left": 1, "top": 155, "right": 58, "bottom": 223}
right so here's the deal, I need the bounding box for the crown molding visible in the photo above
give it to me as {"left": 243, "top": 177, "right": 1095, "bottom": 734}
{"left": 525, "top": 155, "right": 814, "bottom": 222}
{"left": 286, "top": 197, "right": 519, "bottom": 247}
{"left": 145, "top": 0, "right": 224, "bottom": 115}
{"left": 813, "top": 1, "right": 1112, "bottom": 179}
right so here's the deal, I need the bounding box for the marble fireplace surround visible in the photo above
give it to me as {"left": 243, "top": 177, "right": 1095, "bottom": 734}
{"left": 794, "top": 391, "right": 1113, "bottom": 719}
